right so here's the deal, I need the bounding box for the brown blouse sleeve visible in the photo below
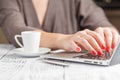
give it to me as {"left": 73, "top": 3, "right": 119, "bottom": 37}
{"left": 77, "top": 0, "right": 113, "bottom": 30}
{"left": 0, "top": 0, "right": 37, "bottom": 47}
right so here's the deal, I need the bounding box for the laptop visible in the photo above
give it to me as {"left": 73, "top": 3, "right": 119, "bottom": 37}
{"left": 43, "top": 42, "right": 120, "bottom": 66}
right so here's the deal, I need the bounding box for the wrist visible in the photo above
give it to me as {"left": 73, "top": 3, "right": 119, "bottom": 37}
{"left": 55, "top": 34, "right": 72, "bottom": 50}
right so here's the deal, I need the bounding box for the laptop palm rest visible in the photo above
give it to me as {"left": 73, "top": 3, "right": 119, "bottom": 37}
{"left": 110, "top": 43, "right": 120, "bottom": 65}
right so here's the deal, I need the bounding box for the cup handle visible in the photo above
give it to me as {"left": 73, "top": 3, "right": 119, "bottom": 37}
{"left": 14, "top": 35, "right": 23, "bottom": 48}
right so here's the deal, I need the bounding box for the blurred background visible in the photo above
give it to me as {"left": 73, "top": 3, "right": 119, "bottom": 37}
{"left": 94, "top": 0, "right": 120, "bottom": 31}
{"left": 0, "top": 0, "right": 120, "bottom": 43}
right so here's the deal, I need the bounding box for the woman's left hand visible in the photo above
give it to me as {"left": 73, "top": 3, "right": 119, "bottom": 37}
{"left": 95, "top": 27, "right": 119, "bottom": 52}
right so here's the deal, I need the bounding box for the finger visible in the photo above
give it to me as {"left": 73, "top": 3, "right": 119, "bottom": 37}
{"left": 84, "top": 35, "right": 103, "bottom": 56}
{"left": 95, "top": 27, "right": 106, "bottom": 49}
{"left": 74, "top": 36, "right": 97, "bottom": 56}
{"left": 86, "top": 29, "right": 106, "bottom": 50}
{"left": 111, "top": 30, "right": 119, "bottom": 49}
{"left": 95, "top": 27, "right": 105, "bottom": 40}
{"left": 63, "top": 40, "right": 81, "bottom": 52}
{"left": 72, "top": 41, "right": 81, "bottom": 52}
{"left": 104, "top": 28, "right": 112, "bottom": 52}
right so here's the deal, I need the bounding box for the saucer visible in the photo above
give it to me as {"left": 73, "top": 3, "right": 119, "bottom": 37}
{"left": 12, "top": 48, "right": 51, "bottom": 56}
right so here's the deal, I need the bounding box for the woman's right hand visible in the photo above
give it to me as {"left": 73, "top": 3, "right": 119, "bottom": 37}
{"left": 59, "top": 29, "right": 106, "bottom": 56}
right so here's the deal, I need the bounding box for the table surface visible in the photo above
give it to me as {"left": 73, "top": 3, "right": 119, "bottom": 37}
{"left": 0, "top": 44, "right": 120, "bottom": 80}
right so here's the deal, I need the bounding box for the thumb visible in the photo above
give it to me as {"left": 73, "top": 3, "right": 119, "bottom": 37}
{"left": 71, "top": 41, "right": 81, "bottom": 52}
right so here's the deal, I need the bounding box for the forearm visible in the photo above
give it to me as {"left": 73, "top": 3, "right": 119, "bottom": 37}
{"left": 35, "top": 29, "right": 70, "bottom": 49}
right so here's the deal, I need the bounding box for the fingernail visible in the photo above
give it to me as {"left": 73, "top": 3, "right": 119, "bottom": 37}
{"left": 111, "top": 44, "right": 115, "bottom": 49}
{"left": 92, "top": 51, "right": 97, "bottom": 56}
{"left": 76, "top": 47, "right": 81, "bottom": 52}
{"left": 101, "top": 45, "right": 106, "bottom": 50}
{"left": 106, "top": 47, "right": 111, "bottom": 52}
{"left": 98, "top": 51, "right": 103, "bottom": 57}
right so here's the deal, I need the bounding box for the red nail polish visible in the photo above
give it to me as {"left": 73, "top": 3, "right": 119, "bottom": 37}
{"left": 101, "top": 45, "right": 106, "bottom": 50}
{"left": 106, "top": 47, "right": 111, "bottom": 53}
{"left": 112, "top": 44, "right": 115, "bottom": 49}
{"left": 98, "top": 51, "right": 103, "bottom": 57}
{"left": 92, "top": 51, "right": 97, "bottom": 56}
{"left": 76, "top": 47, "right": 81, "bottom": 52}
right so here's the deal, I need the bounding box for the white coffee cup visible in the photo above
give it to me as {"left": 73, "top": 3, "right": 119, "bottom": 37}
{"left": 14, "top": 31, "right": 41, "bottom": 52}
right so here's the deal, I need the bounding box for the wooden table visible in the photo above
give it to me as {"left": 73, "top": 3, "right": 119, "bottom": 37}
{"left": 0, "top": 44, "right": 120, "bottom": 80}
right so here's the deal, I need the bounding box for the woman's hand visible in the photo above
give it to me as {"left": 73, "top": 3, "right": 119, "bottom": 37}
{"left": 38, "top": 26, "right": 119, "bottom": 57}
{"left": 59, "top": 29, "right": 106, "bottom": 56}
{"left": 95, "top": 27, "right": 119, "bottom": 52}
{"left": 59, "top": 27, "right": 119, "bottom": 57}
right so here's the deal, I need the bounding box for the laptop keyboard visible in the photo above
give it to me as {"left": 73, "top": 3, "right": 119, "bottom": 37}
{"left": 73, "top": 51, "right": 113, "bottom": 60}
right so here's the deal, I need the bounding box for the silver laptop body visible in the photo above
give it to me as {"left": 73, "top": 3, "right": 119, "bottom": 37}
{"left": 43, "top": 42, "right": 120, "bottom": 66}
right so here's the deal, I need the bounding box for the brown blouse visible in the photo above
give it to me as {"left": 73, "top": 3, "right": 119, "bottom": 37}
{"left": 0, "top": 0, "right": 113, "bottom": 47}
